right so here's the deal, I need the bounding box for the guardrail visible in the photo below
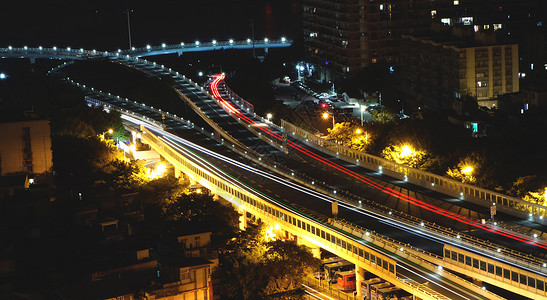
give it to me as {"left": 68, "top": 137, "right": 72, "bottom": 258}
{"left": 281, "top": 120, "right": 547, "bottom": 225}
{"left": 121, "top": 38, "right": 291, "bottom": 56}
{"left": 57, "top": 52, "right": 547, "bottom": 278}
{"left": 332, "top": 219, "right": 504, "bottom": 300}
{"left": 79, "top": 79, "right": 542, "bottom": 298}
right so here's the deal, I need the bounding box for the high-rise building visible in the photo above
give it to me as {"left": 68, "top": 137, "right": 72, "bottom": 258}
{"left": 302, "top": 0, "right": 543, "bottom": 77}
{"left": 302, "top": 0, "right": 440, "bottom": 78}
{"left": 401, "top": 27, "right": 519, "bottom": 111}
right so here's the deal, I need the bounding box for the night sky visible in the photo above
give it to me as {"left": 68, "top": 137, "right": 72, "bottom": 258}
{"left": 1, "top": 0, "right": 301, "bottom": 51}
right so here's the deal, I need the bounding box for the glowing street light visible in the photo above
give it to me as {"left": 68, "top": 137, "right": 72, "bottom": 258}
{"left": 401, "top": 145, "right": 413, "bottom": 157}
{"left": 355, "top": 129, "right": 362, "bottom": 134}
{"left": 100, "top": 129, "right": 114, "bottom": 140}
{"left": 361, "top": 105, "right": 367, "bottom": 125}
{"left": 322, "top": 112, "right": 335, "bottom": 129}
{"left": 461, "top": 166, "right": 474, "bottom": 174}
{"left": 266, "top": 113, "right": 272, "bottom": 122}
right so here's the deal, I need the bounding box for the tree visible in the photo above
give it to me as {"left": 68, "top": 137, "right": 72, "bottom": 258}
{"left": 220, "top": 223, "right": 320, "bottom": 299}
{"left": 381, "top": 144, "right": 428, "bottom": 168}
{"left": 326, "top": 122, "right": 372, "bottom": 152}
{"left": 508, "top": 176, "right": 547, "bottom": 205}
{"left": 445, "top": 152, "right": 498, "bottom": 189}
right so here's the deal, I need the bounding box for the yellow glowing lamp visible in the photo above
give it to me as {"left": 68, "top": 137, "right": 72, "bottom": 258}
{"left": 461, "top": 166, "right": 474, "bottom": 174}
{"left": 322, "top": 112, "right": 329, "bottom": 119}
{"left": 356, "top": 129, "right": 362, "bottom": 134}
{"left": 401, "top": 145, "right": 412, "bottom": 157}
{"left": 108, "top": 129, "right": 113, "bottom": 134}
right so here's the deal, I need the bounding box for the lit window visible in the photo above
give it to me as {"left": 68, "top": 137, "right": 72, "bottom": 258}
{"left": 441, "top": 18, "right": 452, "bottom": 26}
{"left": 454, "top": 0, "right": 459, "bottom": 5}
{"left": 431, "top": 10, "right": 437, "bottom": 18}
{"left": 493, "top": 24, "right": 503, "bottom": 31}
{"left": 372, "top": 58, "right": 377, "bottom": 63}
{"left": 462, "top": 17, "right": 473, "bottom": 26}
{"left": 474, "top": 25, "right": 479, "bottom": 32}
{"left": 380, "top": 4, "right": 384, "bottom": 10}
{"left": 484, "top": 25, "right": 490, "bottom": 30}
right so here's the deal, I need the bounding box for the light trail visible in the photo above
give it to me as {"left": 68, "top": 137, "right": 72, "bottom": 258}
{"left": 146, "top": 123, "right": 545, "bottom": 277}
{"left": 209, "top": 74, "right": 547, "bottom": 250}
{"left": 144, "top": 126, "right": 489, "bottom": 299}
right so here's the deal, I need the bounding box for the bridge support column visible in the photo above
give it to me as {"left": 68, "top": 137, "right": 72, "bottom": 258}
{"left": 356, "top": 266, "right": 365, "bottom": 299}
{"left": 173, "top": 166, "right": 182, "bottom": 178}
{"left": 238, "top": 207, "right": 247, "bottom": 230}
{"left": 29, "top": 57, "right": 35, "bottom": 64}
{"left": 311, "top": 246, "right": 321, "bottom": 259}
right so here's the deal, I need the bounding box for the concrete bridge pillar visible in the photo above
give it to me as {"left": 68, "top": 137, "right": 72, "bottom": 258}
{"left": 311, "top": 246, "right": 321, "bottom": 259}
{"left": 238, "top": 207, "right": 247, "bottom": 230}
{"left": 173, "top": 166, "right": 181, "bottom": 178}
{"left": 29, "top": 57, "right": 36, "bottom": 64}
{"left": 356, "top": 266, "right": 365, "bottom": 299}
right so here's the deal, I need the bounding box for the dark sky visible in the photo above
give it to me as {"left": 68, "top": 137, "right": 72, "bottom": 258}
{"left": 1, "top": 0, "right": 301, "bottom": 51}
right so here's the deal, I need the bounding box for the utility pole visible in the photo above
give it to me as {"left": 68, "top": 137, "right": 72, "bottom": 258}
{"left": 125, "top": 9, "right": 133, "bottom": 49}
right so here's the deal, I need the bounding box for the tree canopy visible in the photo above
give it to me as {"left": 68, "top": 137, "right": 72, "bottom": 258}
{"left": 219, "top": 223, "right": 320, "bottom": 299}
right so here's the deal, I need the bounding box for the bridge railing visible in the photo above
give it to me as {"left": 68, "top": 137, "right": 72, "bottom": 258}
{"left": 138, "top": 126, "right": 469, "bottom": 300}
{"left": 76, "top": 74, "right": 547, "bottom": 276}
{"left": 59, "top": 53, "right": 547, "bottom": 277}
{"left": 78, "top": 76, "right": 535, "bottom": 297}
{"left": 122, "top": 38, "right": 290, "bottom": 55}
{"left": 281, "top": 120, "right": 547, "bottom": 224}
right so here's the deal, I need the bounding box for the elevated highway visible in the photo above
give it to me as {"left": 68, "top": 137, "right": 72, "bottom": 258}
{"left": 85, "top": 85, "right": 547, "bottom": 299}
{"left": 3, "top": 45, "right": 547, "bottom": 299}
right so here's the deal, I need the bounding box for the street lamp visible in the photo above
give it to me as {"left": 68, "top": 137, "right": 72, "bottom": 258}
{"left": 266, "top": 113, "right": 272, "bottom": 122}
{"left": 100, "top": 129, "right": 114, "bottom": 139}
{"left": 360, "top": 105, "right": 367, "bottom": 125}
{"left": 400, "top": 145, "right": 413, "bottom": 158}
{"left": 322, "top": 112, "right": 335, "bottom": 129}
{"left": 296, "top": 64, "right": 305, "bottom": 81}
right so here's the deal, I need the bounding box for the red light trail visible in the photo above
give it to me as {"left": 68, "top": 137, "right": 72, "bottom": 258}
{"left": 209, "top": 74, "right": 547, "bottom": 250}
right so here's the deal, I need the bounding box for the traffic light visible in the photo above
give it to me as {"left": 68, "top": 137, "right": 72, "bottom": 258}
{"left": 321, "top": 102, "right": 327, "bottom": 109}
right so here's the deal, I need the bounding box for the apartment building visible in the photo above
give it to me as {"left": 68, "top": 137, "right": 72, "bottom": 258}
{"left": 401, "top": 28, "right": 519, "bottom": 111}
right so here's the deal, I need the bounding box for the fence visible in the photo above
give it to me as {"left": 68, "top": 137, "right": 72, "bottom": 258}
{"left": 281, "top": 120, "right": 547, "bottom": 224}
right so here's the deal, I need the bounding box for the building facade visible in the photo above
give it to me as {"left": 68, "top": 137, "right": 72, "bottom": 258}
{"left": 401, "top": 29, "right": 519, "bottom": 111}
{"left": 302, "top": 0, "right": 541, "bottom": 78}
{"left": 0, "top": 118, "right": 53, "bottom": 179}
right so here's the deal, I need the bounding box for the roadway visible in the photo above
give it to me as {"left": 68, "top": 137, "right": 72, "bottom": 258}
{"left": 208, "top": 75, "right": 547, "bottom": 259}
{"left": 119, "top": 112, "right": 492, "bottom": 300}
{"left": 77, "top": 56, "right": 547, "bottom": 260}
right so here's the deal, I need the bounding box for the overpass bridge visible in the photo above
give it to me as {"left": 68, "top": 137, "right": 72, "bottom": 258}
{"left": 83, "top": 85, "right": 547, "bottom": 299}
{"left": 3, "top": 45, "right": 547, "bottom": 299}
{"left": 121, "top": 38, "right": 292, "bottom": 57}
{"left": 0, "top": 37, "right": 292, "bottom": 63}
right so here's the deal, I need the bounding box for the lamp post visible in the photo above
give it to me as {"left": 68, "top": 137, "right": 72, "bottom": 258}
{"left": 322, "top": 112, "right": 335, "bottom": 129}
{"left": 101, "top": 129, "right": 114, "bottom": 139}
{"left": 125, "top": 9, "right": 133, "bottom": 49}
{"left": 360, "top": 105, "right": 367, "bottom": 125}
{"left": 266, "top": 113, "right": 272, "bottom": 123}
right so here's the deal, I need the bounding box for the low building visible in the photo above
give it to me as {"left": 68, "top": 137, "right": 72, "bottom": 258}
{"left": 0, "top": 112, "right": 53, "bottom": 184}
{"left": 146, "top": 257, "right": 214, "bottom": 300}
